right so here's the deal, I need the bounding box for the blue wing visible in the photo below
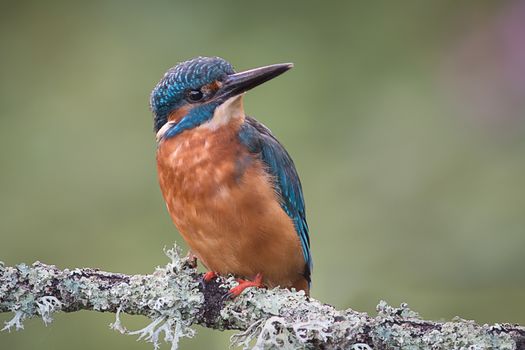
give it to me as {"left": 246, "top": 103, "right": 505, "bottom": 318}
{"left": 239, "top": 116, "right": 312, "bottom": 282}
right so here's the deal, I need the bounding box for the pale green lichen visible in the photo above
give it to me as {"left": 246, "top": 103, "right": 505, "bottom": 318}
{"left": 0, "top": 245, "right": 203, "bottom": 350}
{"left": 1, "top": 261, "right": 64, "bottom": 331}
{"left": 226, "top": 287, "right": 345, "bottom": 349}
{"left": 225, "top": 293, "right": 521, "bottom": 350}
{"left": 35, "top": 296, "right": 62, "bottom": 325}
{"left": 1, "top": 246, "right": 523, "bottom": 350}
{"left": 107, "top": 246, "right": 203, "bottom": 350}
{"left": 2, "top": 311, "right": 25, "bottom": 332}
{"left": 368, "top": 302, "right": 517, "bottom": 350}
{"left": 351, "top": 344, "right": 373, "bottom": 350}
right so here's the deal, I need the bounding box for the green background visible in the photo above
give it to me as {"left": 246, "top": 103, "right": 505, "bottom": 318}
{"left": 1, "top": 1, "right": 524, "bottom": 349}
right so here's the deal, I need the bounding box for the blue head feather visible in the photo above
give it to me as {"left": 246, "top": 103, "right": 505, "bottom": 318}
{"left": 150, "top": 56, "right": 235, "bottom": 133}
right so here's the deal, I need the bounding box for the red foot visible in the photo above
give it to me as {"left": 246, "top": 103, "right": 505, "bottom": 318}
{"left": 227, "top": 273, "right": 264, "bottom": 298}
{"left": 203, "top": 271, "right": 217, "bottom": 283}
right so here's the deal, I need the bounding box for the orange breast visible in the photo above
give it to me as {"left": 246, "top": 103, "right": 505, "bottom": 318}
{"left": 156, "top": 122, "right": 307, "bottom": 292}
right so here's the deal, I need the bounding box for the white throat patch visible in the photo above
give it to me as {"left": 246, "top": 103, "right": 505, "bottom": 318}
{"left": 204, "top": 94, "right": 245, "bottom": 130}
{"left": 156, "top": 95, "right": 245, "bottom": 142}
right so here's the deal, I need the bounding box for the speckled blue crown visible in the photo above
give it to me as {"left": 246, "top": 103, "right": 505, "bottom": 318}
{"left": 150, "top": 57, "right": 235, "bottom": 132}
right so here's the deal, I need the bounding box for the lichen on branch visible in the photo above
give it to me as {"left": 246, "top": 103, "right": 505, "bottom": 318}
{"left": 1, "top": 247, "right": 524, "bottom": 350}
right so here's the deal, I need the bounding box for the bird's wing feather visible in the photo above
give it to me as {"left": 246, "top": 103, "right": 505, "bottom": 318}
{"left": 239, "top": 116, "right": 312, "bottom": 281}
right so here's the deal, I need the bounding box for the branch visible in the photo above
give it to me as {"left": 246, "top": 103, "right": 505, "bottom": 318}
{"left": 1, "top": 247, "right": 524, "bottom": 350}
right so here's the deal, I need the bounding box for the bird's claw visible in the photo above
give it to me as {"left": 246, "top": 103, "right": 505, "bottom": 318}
{"left": 223, "top": 273, "right": 264, "bottom": 299}
{"left": 221, "top": 291, "right": 235, "bottom": 301}
{"left": 200, "top": 271, "right": 218, "bottom": 289}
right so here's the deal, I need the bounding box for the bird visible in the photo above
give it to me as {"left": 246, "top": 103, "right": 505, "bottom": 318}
{"left": 150, "top": 57, "right": 312, "bottom": 297}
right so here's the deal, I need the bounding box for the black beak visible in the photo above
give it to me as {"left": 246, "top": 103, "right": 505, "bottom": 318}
{"left": 216, "top": 63, "right": 293, "bottom": 101}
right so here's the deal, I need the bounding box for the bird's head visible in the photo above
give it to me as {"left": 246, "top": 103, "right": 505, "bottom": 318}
{"left": 150, "top": 56, "right": 293, "bottom": 140}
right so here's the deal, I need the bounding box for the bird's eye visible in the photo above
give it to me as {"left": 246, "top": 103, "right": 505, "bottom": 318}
{"left": 187, "top": 89, "right": 204, "bottom": 102}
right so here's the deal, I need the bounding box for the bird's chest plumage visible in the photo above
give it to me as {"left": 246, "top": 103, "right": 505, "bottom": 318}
{"left": 156, "top": 123, "right": 269, "bottom": 254}
{"left": 156, "top": 124, "right": 305, "bottom": 288}
{"left": 158, "top": 128, "right": 234, "bottom": 195}
{"left": 157, "top": 128, "right": 250, "bottom": 244}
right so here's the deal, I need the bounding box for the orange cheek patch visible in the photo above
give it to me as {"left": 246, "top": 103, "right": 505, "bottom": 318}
{"left": 202, "top": 80, "right": 222, "bottom": 95}
{"left": 168, "top": 105, "right": 191, "bottom": 124}
{"left": 208, "top": 80, "right": 222, "bottom": 91}
{"left": 167, "top": 80, "right": 222, "bottom": 125}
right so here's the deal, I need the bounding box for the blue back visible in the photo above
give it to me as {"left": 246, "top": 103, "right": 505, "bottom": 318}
{"left": 239, "top": 116, "right": 312, "bottom": 282}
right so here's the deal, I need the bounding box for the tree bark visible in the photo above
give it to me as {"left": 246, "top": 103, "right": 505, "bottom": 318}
{"left": 1, "top": 247, "right": 524, "bottom": 350}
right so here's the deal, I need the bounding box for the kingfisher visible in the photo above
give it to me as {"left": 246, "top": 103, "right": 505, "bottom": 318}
{"left": 151, "top": 57, "right": 312, "bottom": 297}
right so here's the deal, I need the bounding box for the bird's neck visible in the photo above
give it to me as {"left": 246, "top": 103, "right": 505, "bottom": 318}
{"left": 156, "top": 95, "right": 245, "bottom": 142}
{"left": 200, "top": 94, "right": 245, "bottom": 131}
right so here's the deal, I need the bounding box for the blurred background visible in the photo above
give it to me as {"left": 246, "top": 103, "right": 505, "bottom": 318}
{"left": 1, "top": 0, "right": 524, "bottom": 349}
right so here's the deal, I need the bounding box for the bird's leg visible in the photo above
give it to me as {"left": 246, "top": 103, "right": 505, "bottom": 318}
{"left": 226, "top": 273, "right": 264, "bottom": 299}
{"left": 184, "top": 250, "right": 198, "bottom": 269}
